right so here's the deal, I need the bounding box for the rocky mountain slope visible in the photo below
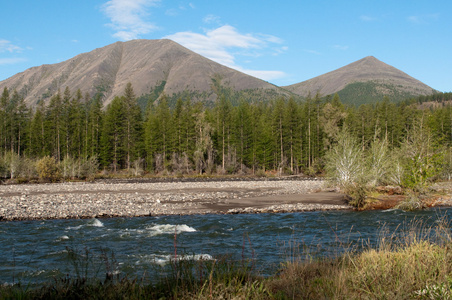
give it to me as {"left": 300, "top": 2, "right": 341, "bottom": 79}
{"left": 0, "top": 41, "right": 437, "bottom": 107}
{"left": 0, "top": 39, "right": 285, "bottom": 107}
{"left": 283, "top": 56, "right": 436, "bottom": 105}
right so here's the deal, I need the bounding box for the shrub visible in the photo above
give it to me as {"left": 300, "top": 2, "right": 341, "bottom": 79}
{"left": 36, "top": 156, "right": 60, "bottom": 181}
{"left": 130, "top": 158, "right": 145, "bottom": 176}
{"left": 325, "top": 129, "right": 364, "bottom": 187}
{"left": 365, "top": 138, "right": 392, "bottom": 186}
{"left": 399, "top": 121, "right": 443, "bottom": 193}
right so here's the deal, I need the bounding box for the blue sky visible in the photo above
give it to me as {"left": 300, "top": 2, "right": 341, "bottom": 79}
{"left": 1, "top": 0, "right": 451, "bottom": 91}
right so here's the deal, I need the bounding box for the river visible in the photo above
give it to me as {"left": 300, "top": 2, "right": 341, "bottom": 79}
{"left": 1, "top": 208, "right": 451, "bottom": 285}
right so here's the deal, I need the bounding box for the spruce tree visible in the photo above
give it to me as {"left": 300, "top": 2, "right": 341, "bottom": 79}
{"left": 0, "top": 87, "right": 9, "bottom": 154}
{"left": 122, "top": 83, "right": 143, "bottom": 170}
{"left": 28, "top": 101, "right": 46, "bottom": 157}
{"left": 45, "top": 90, "right": 63, "bottom": 160}
{"left": 101, "top": 96, "right": 127, "bottom": 171}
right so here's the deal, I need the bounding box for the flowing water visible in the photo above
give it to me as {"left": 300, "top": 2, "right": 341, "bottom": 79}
{"left": 1, "top": 208, "right": 451, "bottom": 285}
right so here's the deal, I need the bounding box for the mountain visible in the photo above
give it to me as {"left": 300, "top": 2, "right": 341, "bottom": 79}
{"left": 0, "top": 39, "right": 286, "bottom": 107}
{"left": 283, "top": 56, "right": 437, "bottom": 105}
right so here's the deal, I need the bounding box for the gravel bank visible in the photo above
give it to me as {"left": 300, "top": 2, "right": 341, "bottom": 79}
{"left": 0, "top": 179, "right": 351, "bottom": 221}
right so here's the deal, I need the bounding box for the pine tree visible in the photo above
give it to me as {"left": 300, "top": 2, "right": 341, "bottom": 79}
{"left": 101, "top": 96, "right": 127, "bottom": 171}
{"left": 144, "top": 94, "right": 172, "bottom": 172}
{"left": 87, "top": 95, "right": 103, "bottom": 158}
{"left": 14, "top": 91, "right": 30, "bottom": 156}
{"left": 46, "top": 90, "right": 63, "bottom": 160}
{"left": 28, "top": 101, "right": 46, "bottom": 157}
{"left": 0, "top": 87, "right": 9, "bottom": 154}
{"left": 67, "top": 89, "right": 85, "bottom": 158}
{"left": 272, "top": 97, "right": 286, "bottom": 173}
{"left": 234, "top": 99, "right": 253, "bottom": 173}
{"left": 122, "top": 83, "right": 143, "bottom": 170}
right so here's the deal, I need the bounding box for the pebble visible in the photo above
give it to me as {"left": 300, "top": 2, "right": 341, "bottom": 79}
{"left": 0, "top": 179, "right": 348, "bottom": 221}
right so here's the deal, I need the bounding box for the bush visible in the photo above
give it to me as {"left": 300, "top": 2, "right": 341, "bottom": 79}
{"left": 36, "top": 156, "right": 60, "bottom": 182}
{"left": 365, "top": 138, "right": 392, "bottom": 186}
{"left": 398, "top": 121, "right": 443, "bottom": 193}
{"left": 325, "top": 129, "right": 364, "bottom": 187}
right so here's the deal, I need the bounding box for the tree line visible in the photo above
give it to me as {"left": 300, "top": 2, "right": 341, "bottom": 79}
{"left": 1, "top": 83, "right": 452, "bottom": 180}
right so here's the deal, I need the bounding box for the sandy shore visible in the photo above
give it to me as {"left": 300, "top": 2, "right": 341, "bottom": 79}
{"left": 0, "top": 179, "right": 351, "bottom": 221}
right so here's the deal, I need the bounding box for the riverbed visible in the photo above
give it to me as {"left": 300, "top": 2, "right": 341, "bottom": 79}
{"left": 0, "top": 179, "right": 350, "bottom": 221}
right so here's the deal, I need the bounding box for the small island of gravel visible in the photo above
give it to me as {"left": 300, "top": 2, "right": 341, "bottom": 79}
{"left": 0, "top": 178, "right": 350, "bottom": 221}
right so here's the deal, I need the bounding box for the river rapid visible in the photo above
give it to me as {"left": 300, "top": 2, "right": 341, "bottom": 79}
{"left": 1, "top": 208, "right": 451, "bottom": 285}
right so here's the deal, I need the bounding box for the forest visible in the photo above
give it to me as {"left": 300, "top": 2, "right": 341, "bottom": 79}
{"left": 1, "top": 83, "right": 452, "bottom": 187}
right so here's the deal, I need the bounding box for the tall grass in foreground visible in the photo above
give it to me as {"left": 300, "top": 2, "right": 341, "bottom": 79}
{"left": 2, "top": 218, "right": 452, "bottom": 299}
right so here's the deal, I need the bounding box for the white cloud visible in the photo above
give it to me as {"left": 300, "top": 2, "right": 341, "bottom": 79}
{"left": 165, "top": 8, "right": 178, "bottom": 16}
{"left": 0, "top": 40, "right": 23, "bottom": 53}
{"left": 272, "top": 46, "right": 288, "bottom": 56}
{"left": 237, "top": 69, "right": 286, "bottom": 81}
{"left": 304, "top": 49, "right": 321, "bottom": 55}
{"left": 203, "top": 14, "right": 221, "bottom": 24}
{"left": 165, "top": 25, "right": 287, "bottom": 81}
{"left": 101, "top": 0, "right": 160, "bottom": 40}
{"left": 333, "top": 45, "right": 349, "bottom": 51}
{"left": 0, "top": 58, "right": 26, "bottom": 65}
{"left": 407, "top": 13, "right": 439, "bottom": 24}
{"left": 407, "top": 15, "right": 421, "bottom": 23}
{"left": 360, "top": 15, "right": 377, "bottom": 22}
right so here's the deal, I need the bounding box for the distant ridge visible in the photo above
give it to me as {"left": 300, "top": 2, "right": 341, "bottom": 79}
{"left": 0, "top": 39, "right": 286, "bottom": 107}
{"left": 0, "top": 42, "right": 438, "bottom": 107}
{"left": 283, "top": 56, "right": 436, "bottom": 105}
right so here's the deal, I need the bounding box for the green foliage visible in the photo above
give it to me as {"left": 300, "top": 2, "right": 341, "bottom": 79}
{"left": 399, "top": 119, "right": 444, "bottom": 192}
{"left": 101, "top": 96, "right": 127, "bottom": 170}
{"left": 1, "top": 83, "right": 452, "bottom": 181}
{"left": 338, "top": 80, "right": 416, "bottom": 106}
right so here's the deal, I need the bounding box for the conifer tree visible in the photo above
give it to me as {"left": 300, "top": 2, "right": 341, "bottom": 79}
{"left": 284, "top": 97, "right": 301, "bottom": 173}
{"left": 0, "top": 87, "right": 9, "bottom": 154}
{"left": 62, "top": 88, "right": 85, "bottom": 158}
{"left": 87, "top": 95, "right": 103, "bottom": 158}
{"left": 13, "top": 91, "right": 30, "bottom": 156}
{"left": 101, "top": 96, "right": 127, "bottom": 171}
{"left": 28, "top": 101, "right": 46, "bottom": 157}
{"left": 214, "top": 95, "right": 232, "bottom": 171}
{"left": 272, "top": 97, "right": 286, "bottom": 173}
{"left": 46, "top": 90, "right": 63, "bottom": 160}
{"left": 144, "top": 94, "right": 172, "bottom": 172}
{"left": 122, "top": 83, "right": 143, "bottom": 170}
{"left": 234, "top": 99, "right": 253, "bottom": 172}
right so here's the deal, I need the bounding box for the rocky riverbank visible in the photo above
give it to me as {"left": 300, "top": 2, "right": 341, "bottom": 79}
{"left": 0, "top": 179, "right": 351, "bottom": 221}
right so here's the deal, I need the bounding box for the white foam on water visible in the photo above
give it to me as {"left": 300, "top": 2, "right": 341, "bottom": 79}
{"left": 66, "top": 225, "right": 84, "bottom": 230}
{"left": 382, "top": 208, "right": 399, "bottom": 213}
{"left": 146, "top": 224, "right": 196, "bottom": 236}
{"left": 136, "top": 253, "right": 213, "bottom": 266}
{"left": 118, "top": 228, "right": 146, "bottom": 238}
{"left": 55, "top": 235, "right": 70, "bottom": 242}
{"left": 88, "top": 219, "right": 104, "bottom": 227}
{"left": 49, "top": 249, "right": 69, "bottom": 256}
{"left": 29, "top": 270, "right": 46, "bottom": 276}
{"left": 66, "top": 219, "right": 104, "bottom": 230}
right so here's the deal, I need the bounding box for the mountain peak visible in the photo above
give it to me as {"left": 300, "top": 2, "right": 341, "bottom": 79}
{"left": 0, "top": 39, "right": 283, "bottom": 107}
{"left": 283, "top": 56, "right": 435, "bottom": 103}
